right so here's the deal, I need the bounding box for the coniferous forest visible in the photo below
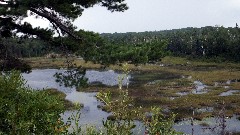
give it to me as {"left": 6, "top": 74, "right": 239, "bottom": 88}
{"left": 3, "top": 26, "right": 240, "bottom": 64}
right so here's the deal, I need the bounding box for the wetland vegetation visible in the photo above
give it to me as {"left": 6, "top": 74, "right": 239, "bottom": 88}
{"left": 67, "top": 56, "right": 240, "bottom": 121}
{"left": 23, "top": 56, "right": 240, "bottom": 134}
{"left": 1, "top": 0, "right": 240, "bottom": 134}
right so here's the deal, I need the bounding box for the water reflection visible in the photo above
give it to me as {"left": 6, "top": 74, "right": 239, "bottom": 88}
{"left": 174, "top": 115, "right": 240, "bottom": 135}
{"left": 86, "top": 70, "right": 129, "bottom": 86}
{"left": 62, "top": 91, "right": 110, "bottom": 128}
{"left": 22, "top": 69, "right": 129, "bottom": 127}
{"left": 22, "top": 69, "right": 240, "bottom": 134}
{"left": 22, "top": 69, "right": 130, "bottom": 93}
{"left": 22, "top": 69, "right": 74, "bottom": 93}
{"left": 54, "top": 67, "right": 88, "bottom": 89}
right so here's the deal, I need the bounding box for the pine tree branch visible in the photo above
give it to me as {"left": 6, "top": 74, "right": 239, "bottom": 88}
{"left": 30, "top": 7, "right": 81, "bottom": 40}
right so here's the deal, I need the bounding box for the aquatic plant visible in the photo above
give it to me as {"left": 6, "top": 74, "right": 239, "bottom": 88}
{"left": 97, "top": 63, "right": 180, "bottom": 135}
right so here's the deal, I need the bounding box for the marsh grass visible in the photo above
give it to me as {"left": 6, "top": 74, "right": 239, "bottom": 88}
{"left": 26, "top": 56, "right": 240, "bottom": 120}
{"left": 42, "top": 88, "right": 82, "bottom": 110}
{"left": 131, "top": 84, "right": 240, "bottom": 120}
{"left": 231, "top": 82, "right": 240, "bottom": 89}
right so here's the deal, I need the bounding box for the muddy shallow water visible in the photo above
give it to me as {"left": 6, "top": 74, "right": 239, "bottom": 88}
{"left": 174, "top": 115, "right": 240, "bottom": 135}
{"left": 219, "top": 90, "right": 240, "bottom": 96}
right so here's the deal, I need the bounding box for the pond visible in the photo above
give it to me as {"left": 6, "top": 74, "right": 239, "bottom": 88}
{"left": 22, "top": 69, "right": 130, "bottom": 128}
{"left": 22, "top": 69, "right": 130, "bottom": 93}
{"left": 22, "top": 69, "right": 240, "bottom": 134}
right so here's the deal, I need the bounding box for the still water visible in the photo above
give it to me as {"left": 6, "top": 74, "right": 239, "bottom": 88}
{"left": 22, "top": 69, "right": 240, "bottom": 134}
{"left": 22, "top": 69, "right": 129, "bottom": 93}
{"left": 22, "top": 69, "right": 130, "bottom": 128}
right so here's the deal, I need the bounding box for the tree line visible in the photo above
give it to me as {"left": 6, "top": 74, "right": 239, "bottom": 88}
{"left": 1, "top": 29, "right": 170, "bottom": 65}
{"left": 0, "top": 38, "right": 58, "bottom": 58}
{"left": 101, "top": 25, "right": 240, "bottom": 62}
{"left": 2, "top": 25, "right": 240, "bottom": 66}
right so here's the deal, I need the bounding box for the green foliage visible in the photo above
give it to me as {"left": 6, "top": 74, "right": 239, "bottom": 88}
{"left": 144, "top": 107, "right": 178, "bottom": 135}
{"left": 0, "top": 71, "right": 67, "bottom": 134}
{"left": 90, "top": 40, "right": 169, "bottom": 65}
{"left": 97, "top": 89, "right": 180, "bottom": 135}
{"left": 97, "top": 89, "right": 139, "bottom": 135}
{"left": 147, "top": 40, "right": 170, "bottom": 62}
{"left": 102, "top": 119, "right": 136, "bottom": 135}
{"left": 0, "top": 38, "right": 57, "bottom": 58}
{"left": 0, "top": 67, "right": 180, "bottom": 134}
{"left": 97, "top": 89, "right": 140, "bottom": 120}
{"left": 67, "top": 110, "right": 82, "bottom": 135}
{"left": 101, "top": 26, "right": 240, "bottom": 62}
{"left": 96, "top": 64, "right": 180, "bottom": 135}
{"left": 0, "top": 0, "right": 128, "bottom": 40}
{"left": 0, "top": 57, "right": 31, "bottom": 73}
{"left": 0, "top": 0, "right": 128, "bottom": 71}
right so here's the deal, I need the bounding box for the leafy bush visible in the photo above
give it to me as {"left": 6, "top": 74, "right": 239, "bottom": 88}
{"left": 0, "top": 69, "right": 181, "bottom": 135}
{"left": 0, "top": 71, "right": 67, "bottom": 134}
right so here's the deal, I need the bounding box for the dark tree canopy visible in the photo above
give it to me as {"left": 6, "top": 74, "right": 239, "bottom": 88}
{"left": 0, "top": 0, "right": 128, "bottom": 72}
{"left": 0, "top": 0, "right": 128, "bottom": 40}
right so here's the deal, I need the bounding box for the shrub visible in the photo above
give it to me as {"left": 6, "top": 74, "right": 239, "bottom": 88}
{"left": 0, "top": 71, "right": 67, "bottom": 134}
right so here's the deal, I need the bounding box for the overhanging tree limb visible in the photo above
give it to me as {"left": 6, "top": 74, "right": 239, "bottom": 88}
{"left": 0, "top": 0, "right": 129, "bottom": 71}
{"left": 0, "top": 0, "right": 128, "bottom": 40}
{"left": 29, "top": 7, "right": 81, "bottom": 40}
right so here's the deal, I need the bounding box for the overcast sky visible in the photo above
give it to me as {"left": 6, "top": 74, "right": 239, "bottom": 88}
{"left": 25, "top": 0, "right": 240, "bottom": 33}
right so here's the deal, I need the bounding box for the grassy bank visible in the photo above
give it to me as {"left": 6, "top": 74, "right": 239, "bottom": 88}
{"left": 42, "top": 88, "right": 82, "bottom": 110}
{"left": 23, "top": 57, "right": 102, "bottom": 69}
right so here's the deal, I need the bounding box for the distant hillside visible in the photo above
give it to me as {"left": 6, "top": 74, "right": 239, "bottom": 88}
{"left": 101, "top": 26, "right": 240, "bottom": 62}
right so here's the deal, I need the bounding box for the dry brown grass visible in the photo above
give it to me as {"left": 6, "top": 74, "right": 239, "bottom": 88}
{"left": 24, "top": 57, "right": 101, "bottom": 69}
